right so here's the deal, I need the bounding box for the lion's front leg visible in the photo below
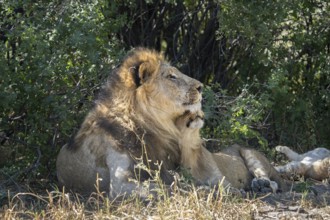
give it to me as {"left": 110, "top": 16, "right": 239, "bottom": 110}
{"left": 106, "top": 148, "right": 161, "bottom": 200}
{"left": 240, "top": 148, "right": 284, "bottom": 193}
{"left": 175, "top": 111, "right": 231, "bottom": 188}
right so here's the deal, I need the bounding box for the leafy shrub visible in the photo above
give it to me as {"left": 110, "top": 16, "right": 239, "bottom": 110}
{"left": 218, "top": 0, "right": 330, "bottom": 150}
{"left": 0, "top": 1, "right": 125, "bottom": 181}
{"left": 202, "top": 84, "right": 271, "bottom": 154}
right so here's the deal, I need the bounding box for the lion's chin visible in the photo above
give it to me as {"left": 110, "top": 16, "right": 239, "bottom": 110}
{"left": 184, "top": 102, "right": 202, "bottom": 113}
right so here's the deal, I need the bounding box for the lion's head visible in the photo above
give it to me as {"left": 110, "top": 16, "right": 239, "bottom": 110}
{"left": 98, "top": 48, "right": 203, "bottom": 134}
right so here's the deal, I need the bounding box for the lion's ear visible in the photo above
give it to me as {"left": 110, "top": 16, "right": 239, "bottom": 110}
{"left": 138, "top": 61, "right": 157, "bottom": 84}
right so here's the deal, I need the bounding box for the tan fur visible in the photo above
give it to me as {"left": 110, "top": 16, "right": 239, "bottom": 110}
{"left": 275, "top": 145, "right": 330, "bottom": 181}
{"left": 56, "top": 48, "right": 286, "bottom": 198}
{"left": 57, "top": 48, "right": 207, "bottom": 197}
{"left": 175, "top": 112, "right": 288, "bottom": 193}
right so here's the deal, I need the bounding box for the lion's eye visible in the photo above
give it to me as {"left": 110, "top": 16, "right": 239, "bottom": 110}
{"left": 167, "top": 74, "right": 177, "bottom": 80}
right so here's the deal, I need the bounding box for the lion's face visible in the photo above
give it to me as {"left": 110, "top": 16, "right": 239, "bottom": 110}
{"left": 156, "top": 63, "right": 203, "bottom": 110}
{"left": 136, "top": 62, "right": 203, "bottom": 119}
{"left": 116, "top": 48, "right": 204, "bottom": 124}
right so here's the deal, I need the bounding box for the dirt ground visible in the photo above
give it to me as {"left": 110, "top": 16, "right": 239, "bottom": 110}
{"left": 253, "top": 182, "right": 330, "bottom": 219}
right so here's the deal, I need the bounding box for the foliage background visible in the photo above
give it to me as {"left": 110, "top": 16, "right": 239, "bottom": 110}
{"left": 0, "top": 0, "right": 329, "bottom": 189}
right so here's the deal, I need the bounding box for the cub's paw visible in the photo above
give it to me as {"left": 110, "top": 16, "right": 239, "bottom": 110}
{"left": 188, "top": 113, "right": 204, "bottom": 129}
{"left": 275, "top": 145, "right": 290, "bottom": 154}
{"left": 274, "top": 165, "right": 286, "bottom": 173}
{"left": 251, "top": 177, "right": 278, "bottom": 194}
{"left": 175, "top": 110, "right": 204, "bottom": 130}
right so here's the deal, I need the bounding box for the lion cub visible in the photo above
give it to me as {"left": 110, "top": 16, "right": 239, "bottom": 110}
{"left": 176, "top": 111, "right": 288, "bottom": 193}
{"left": 275, "top": 145, "right": 330, "bottom": 181}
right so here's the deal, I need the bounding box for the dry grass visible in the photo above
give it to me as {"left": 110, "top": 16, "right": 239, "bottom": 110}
{"left": 1, "top": 181, "right": 329, "bottom": 219}
{"left": 1, "top": 184, "right": 262, "bottom": 220}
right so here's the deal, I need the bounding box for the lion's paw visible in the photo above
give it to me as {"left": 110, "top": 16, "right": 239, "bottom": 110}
{"left": 275, "top": 145, "right": 290, "bottom": 154}
{"left": 251, "top": 177, "right": 278, "bottom": 194}
{"left": 187, "top": 115, "right": 204, "bottom": 129}
{"left": 175, "top": 110, "right": 204, "bottom": 130}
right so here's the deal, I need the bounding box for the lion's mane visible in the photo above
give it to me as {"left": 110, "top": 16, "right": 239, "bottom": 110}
{"left": 58, "top": 48, "right": 203, "bottom": 192}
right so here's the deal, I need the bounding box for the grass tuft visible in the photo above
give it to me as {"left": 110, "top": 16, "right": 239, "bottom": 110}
{"left": 1, "top": 180, "right": 329, "bottom": 219}
{"left": 1, "top": 183, "right": 256, "bottom": 220}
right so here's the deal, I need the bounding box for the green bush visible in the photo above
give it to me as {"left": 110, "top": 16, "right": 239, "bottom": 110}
{"left": 0, "top": 1, "right": 125, "bottom": 180}
{"left": 217, "top": 0, "right": 330, "bottom": 149}
{"left": 202, "top": 84, "right": 271, "bottom": 153}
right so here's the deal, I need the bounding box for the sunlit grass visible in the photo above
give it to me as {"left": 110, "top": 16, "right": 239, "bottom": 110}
{"left": 1, "top": 179, "right": 329, "bottom": 219}
{"left": 1, "top": 183, "right": 260, "bottom": 220}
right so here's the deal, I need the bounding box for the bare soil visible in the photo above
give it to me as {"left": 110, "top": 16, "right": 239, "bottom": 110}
{"left": 253, "top": 182, "right": 330, "bottom": 219}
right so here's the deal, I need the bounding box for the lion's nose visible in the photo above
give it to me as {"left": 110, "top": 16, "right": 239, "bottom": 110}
{"left": 196, "top": 84, "right": 203, "bottom": 93}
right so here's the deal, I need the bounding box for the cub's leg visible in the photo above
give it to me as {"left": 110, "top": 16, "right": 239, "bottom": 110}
{"left": 275, "top": 146, "right": 330, "bottom": 180}
{"left": 239, "top": 147, "right": 286, "bottom": 193}
{"left": 276, "top": 157, "right": 330, "bottom": 180}
{"left": 275, "top": 145, "right": 302, "bottom": 161}
{"left": 275, "top": 161, "right": 307, "bottom": 177}
{"left": 276, "top": 146, "right": 330, "bottom": 161}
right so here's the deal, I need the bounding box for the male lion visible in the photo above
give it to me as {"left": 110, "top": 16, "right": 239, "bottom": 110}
{"left": 275, "top": 145, "right": 330, "bottom": 181}
{"left": 56, "top": 48, "right": 286, "bottom": 198}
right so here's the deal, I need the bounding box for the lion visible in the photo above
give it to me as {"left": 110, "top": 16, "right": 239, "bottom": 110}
{"left": 275, "top": 145, "right": 330, "bottom": 181}
{"left": 56, "top": 48, "right": 287, "bottom": 199}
